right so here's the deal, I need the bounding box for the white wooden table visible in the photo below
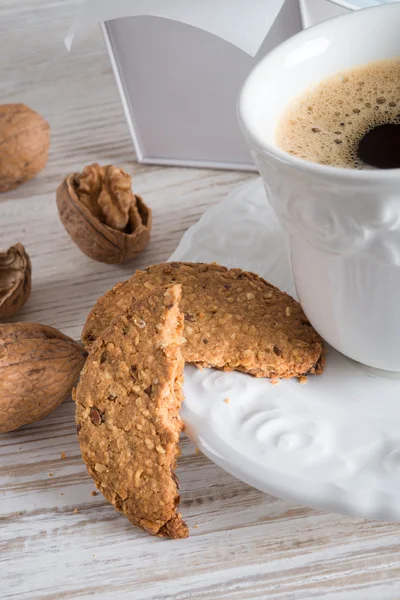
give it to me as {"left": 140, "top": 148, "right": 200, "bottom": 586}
{"left": 2, "top": 2, "right": 400, "bottom": 599}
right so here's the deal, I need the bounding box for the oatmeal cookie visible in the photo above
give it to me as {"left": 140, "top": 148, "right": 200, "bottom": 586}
{"left": 82, "top": 262, "right": 324, "bottom": 379}
{"left": 75, "top": 283, "right": 188, "bottom": 539}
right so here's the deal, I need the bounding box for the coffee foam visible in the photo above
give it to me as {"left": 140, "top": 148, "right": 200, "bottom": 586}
{"left": 275, "top": 58, "right": 400, "bottom": 169}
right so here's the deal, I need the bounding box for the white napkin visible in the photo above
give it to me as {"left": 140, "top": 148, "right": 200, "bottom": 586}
{"left": 65, "top": 0, "right": 288, "bottom": 57}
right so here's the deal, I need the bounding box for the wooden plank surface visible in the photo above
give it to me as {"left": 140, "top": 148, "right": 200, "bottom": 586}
{"left": 1, "top": 1, "right": 400, "bottom": 599}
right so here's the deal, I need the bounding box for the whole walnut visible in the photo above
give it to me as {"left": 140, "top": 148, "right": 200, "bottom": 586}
{"left": 0, "top": 104, "right": 50, "bottom": 192}
{"left": 56, "top": 164, "right": 152, "bottom": 264}
{"left": 0, "top": 243, "right": 31, "bottom": 318}
{"left": 0, "top": 323, "right": 87, "bottom": 433}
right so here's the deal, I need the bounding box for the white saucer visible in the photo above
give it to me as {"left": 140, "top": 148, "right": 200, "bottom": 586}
{"left": 170, "top": 178, "right": 400, "bottom": 522}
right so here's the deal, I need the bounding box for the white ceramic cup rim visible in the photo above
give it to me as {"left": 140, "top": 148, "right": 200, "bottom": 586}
{"left": 238, "top": 2, "right": 400, "bottom": 185}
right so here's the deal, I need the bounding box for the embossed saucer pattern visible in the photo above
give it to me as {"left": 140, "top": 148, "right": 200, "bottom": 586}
{"left": 170, "top": 178, "right": 400, "bottom": 521}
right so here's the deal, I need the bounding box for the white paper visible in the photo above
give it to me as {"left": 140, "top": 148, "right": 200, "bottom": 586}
{"left": 332, "top": 0, "right": 398, "bottom": 7}
{"left": 65, "top": 0, "right": 287, "bottom": 57}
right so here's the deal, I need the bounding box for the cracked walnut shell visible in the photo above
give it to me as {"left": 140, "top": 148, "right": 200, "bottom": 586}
{"left": 0, "top": 104, "right": 50, "bottom": 192}
{"left": 0, "top": 323, "right": 87, "bottom": 433}
{"left": 56, "top": 163, "right": 152, "bottom": 264}
{"left": 0, "top": 243, "right": 31, "bottom": 318}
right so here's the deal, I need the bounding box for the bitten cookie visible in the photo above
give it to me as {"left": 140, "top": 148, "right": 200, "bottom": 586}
{"left": 82, "top": 262, "right": 324, "bottom": 379}
{"left": 75, "top": 283, "right": 188, "bottom": 539}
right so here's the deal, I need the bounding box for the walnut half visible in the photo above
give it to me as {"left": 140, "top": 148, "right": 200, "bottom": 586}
{"left": 0, "top": 243, "right": 31, "bottom": 318}
{"left": 56, "top": 163, "right": 152, "bottom": 264}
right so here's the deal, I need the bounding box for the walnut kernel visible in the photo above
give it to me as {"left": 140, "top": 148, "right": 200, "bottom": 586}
{"left": 0, "top": 243, "right": 31, "bottom": 318}
{"left": 56, "top": 163, "right": 152, "bottom": 264}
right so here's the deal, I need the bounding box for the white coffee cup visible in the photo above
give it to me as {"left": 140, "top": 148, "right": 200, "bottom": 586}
{"left": 239, "top": 2, "right": 400, "bottom": 372}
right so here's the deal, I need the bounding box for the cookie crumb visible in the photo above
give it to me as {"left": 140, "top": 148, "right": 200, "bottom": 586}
{"left": 194, "top": 524, "right": 199, "bottom": 529}
{"left": 270, "top": 379, "right": 279, "bottom": 386}
{"left": 91, "top": 491, "right": 98, "bottom": 497}
{"left": 94, "top": 463, "right": 107, "bottom": 473}
{"left": 60, "top": 452, "right": 67, "bottom": 460}
{"left": 223, "top": 398, "right": 230, "bottom": 404}
{"left": 60, "top": 493, "right": 64, "bottom": 496}
{"left": 73, "top": 508, "right": 79, "bottom": 514}
{"left": 48, "top": 473, "right": 53, "bottom": 477}
{"left": 298, "top": 376, "right": 307, "bottom": 385}
{"left": 195, "top": 447, "right": 200, "bottom": 454}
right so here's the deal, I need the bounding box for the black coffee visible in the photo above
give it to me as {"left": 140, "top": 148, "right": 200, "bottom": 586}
{"left": 357, "top": 123, "right": 400, "bottom": 169}
{"left": 276, "top": 58, "right": 400, "bottom": 169}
